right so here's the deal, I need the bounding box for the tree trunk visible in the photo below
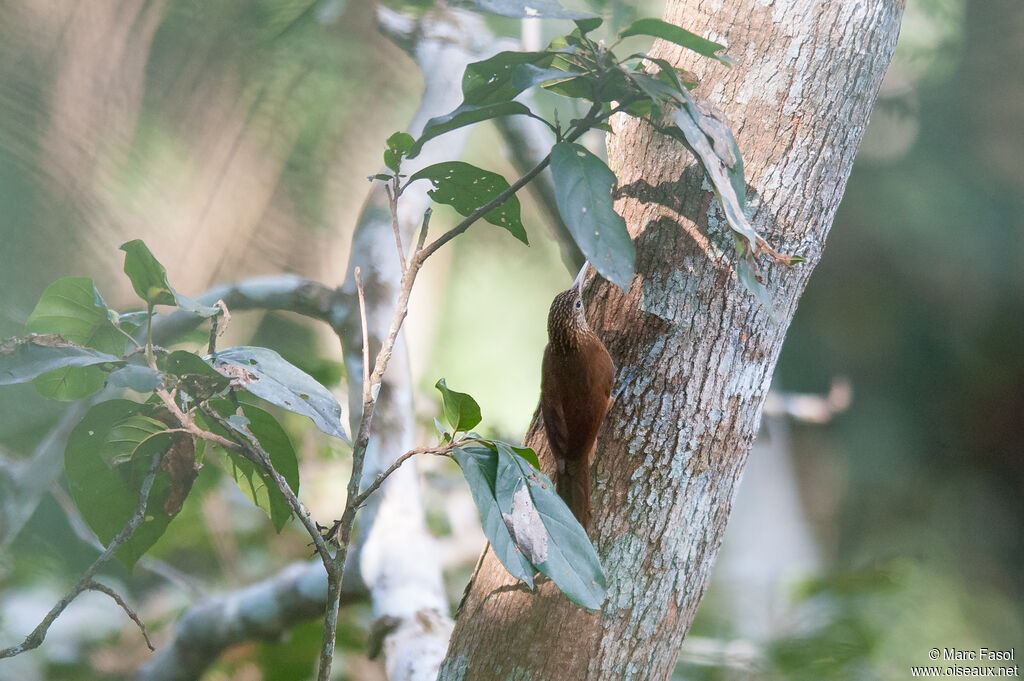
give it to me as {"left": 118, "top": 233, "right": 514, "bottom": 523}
{"left": 439, "top": 0, "right": 904, "bottom": 678}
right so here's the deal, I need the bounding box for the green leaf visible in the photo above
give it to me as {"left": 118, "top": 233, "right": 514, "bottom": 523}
{"left": 506, "top": 443, "right": 540, "bottom": 470}
{"left": 106, "top": 364, "right": 162, "bottom": 393}
{"left": 65, "top": 401, "right": 143, "bottom": 553}
{"left": 434, "top": 378, "right": 482, "bottom": 432}
{"left": 408, "top": 162, "right": 527, "bottom": 244}
{"left": 574, "top": 17, "right": 603, "bottom": 35}
{"left": 210, "top": 346, "right": 348, "bottom": 442}
{"left": 0, "top": 335, "right": 121, "bottom": 386}
{"left": 618, "top": 18, "right": 729, "bottom": 64}
{"left": 204, "top": 401, "right": 299, "bottom": 532}
{"left": 462, "top": 51, "right": 569, "bottom": 106}
{"left": 64, "top": 400, "right": 189, "bottom": 570}
{"left": 549, "top": 142, "right": 635, "bottom": 291}
{"left": 25, "top": 277, "right": 128, "bottom": 400}
{"left": 105, "top": 414, "right": 170, "bottom": 466}
{"left": 384, "top": 149, "right": 400, "bottom": 173}
{"left": 120, "top": 240, "right": 177, "bottom": 307}
{"left": 26, "top": 277, "right": 125, "bottom": 353}
{"left": 386, "top": 131, "right": 415, "bottom": 154}
{"left": 452, "top": 444, "right": 535, "bottom": 587}
{"left": 461, "top": 0, "right": 597, "bottom": 19}
{"left": 119, "top": 240, "right": 219, "bottom": 316}
{"left": 160, "top": 350, "right": 231, "bottom": 399}
{"left": 495, "top": 443, "right": 606, "bottom": 609}
{"left": 407, "top": 102, "right": 532, "bottom": 158}
{"left": 542, "top": 75, "right": 599, "bottom": 100}
{"left": 648, "top": 57, "right": 700, "bottom": 93}
{"left": 174, "top": 293, "right": 220, "bottom": 318}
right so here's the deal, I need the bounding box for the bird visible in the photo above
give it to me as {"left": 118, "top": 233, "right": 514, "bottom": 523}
{"left": 540, "top": 265, "right": 614, "bottom": 530}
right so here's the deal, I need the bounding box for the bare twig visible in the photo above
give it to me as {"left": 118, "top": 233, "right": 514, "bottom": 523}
{"left": 0, "top": 454, "right": 163, "bottom": 659}
{"left": 84, "top": 580, "right": 155, "bottom": 651}
{"left": 385, "top": 181, "right": 408, "bottom": 274}
{"left": 50, "top": 483, "right": 204, "bottom": 598}
{"left": 351, "top": 444, "right": 453, "bottom": 510}
{"left": 316, "top": 204, "right": 440, "bottom": 680}
{"left": 354, "top": 267, "right": 371, "bottom": 405}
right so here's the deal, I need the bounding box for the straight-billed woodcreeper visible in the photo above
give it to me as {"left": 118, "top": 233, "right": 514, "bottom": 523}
{"left": 540, "top": 266, "right": 614, "bottom": 530}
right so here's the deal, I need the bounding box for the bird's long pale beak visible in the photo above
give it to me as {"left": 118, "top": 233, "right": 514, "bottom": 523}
{"left": 572, "top": 262, "right": 589, "bottom": 294}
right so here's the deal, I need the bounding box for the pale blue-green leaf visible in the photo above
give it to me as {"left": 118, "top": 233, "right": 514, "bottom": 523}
{"left": 0, "top": 335, "right": 121, "bottom": 386}
{"left": 496, "top": 443, "right": 606, "bottom": 609}
{"left": 210, "top": 346, "right": 348, "bottom": 442}
{"left": 452, "top": 445, "right": 535, "bottom": 587}
{"left": 107, "top": 365, "right": 162, "bottom": 393}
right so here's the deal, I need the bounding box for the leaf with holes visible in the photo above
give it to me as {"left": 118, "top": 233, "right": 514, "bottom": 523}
{"left": 409, "top": 162, "right": 526, "bottom": 244}
{"left": 210, "top": 346, "right": 348, "bottom": 442}
{"left": 462, "top": 51, "right": 570, "bottom": 106}
{"left": 549, "top": 142, "right": 635, "bottom": 291}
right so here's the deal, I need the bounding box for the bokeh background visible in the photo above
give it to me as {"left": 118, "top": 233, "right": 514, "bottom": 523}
{"left": 0, "top": 1, "right": 1020, "bottom": 679}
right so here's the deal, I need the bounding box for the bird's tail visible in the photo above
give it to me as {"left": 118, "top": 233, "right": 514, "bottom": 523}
{"left": 555, "top": 457, "right": 591, "bottom": 531}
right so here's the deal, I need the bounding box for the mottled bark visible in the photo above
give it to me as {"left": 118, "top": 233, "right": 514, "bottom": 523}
{"left": 440, "top": 0, "right": 904, "bottom": 679}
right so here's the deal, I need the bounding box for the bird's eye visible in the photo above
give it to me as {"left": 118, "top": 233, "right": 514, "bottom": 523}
{"left": 574, "top": 300, "right": 582, "bottom": 309}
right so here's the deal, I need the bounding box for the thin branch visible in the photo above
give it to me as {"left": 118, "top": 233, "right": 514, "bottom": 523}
{"left": 0, "top": 454, "right": 163, "bottom": 659}
{"left": 354, "top": 267, "right": 371, "bottom": 406}
{"left": 351, "top": 444, "right": 453, "bottom": 510}
{"left": 84, "top": 580, "right": 155, "bottom": 651}
{"left": 316, "top": 210, "right": 436, "bottom": 681}
{"left": 50, "top": 483, "right": 204, "bottom": 598}
{"left": 385, "top": 181, "right": 408, "bottom": 274}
